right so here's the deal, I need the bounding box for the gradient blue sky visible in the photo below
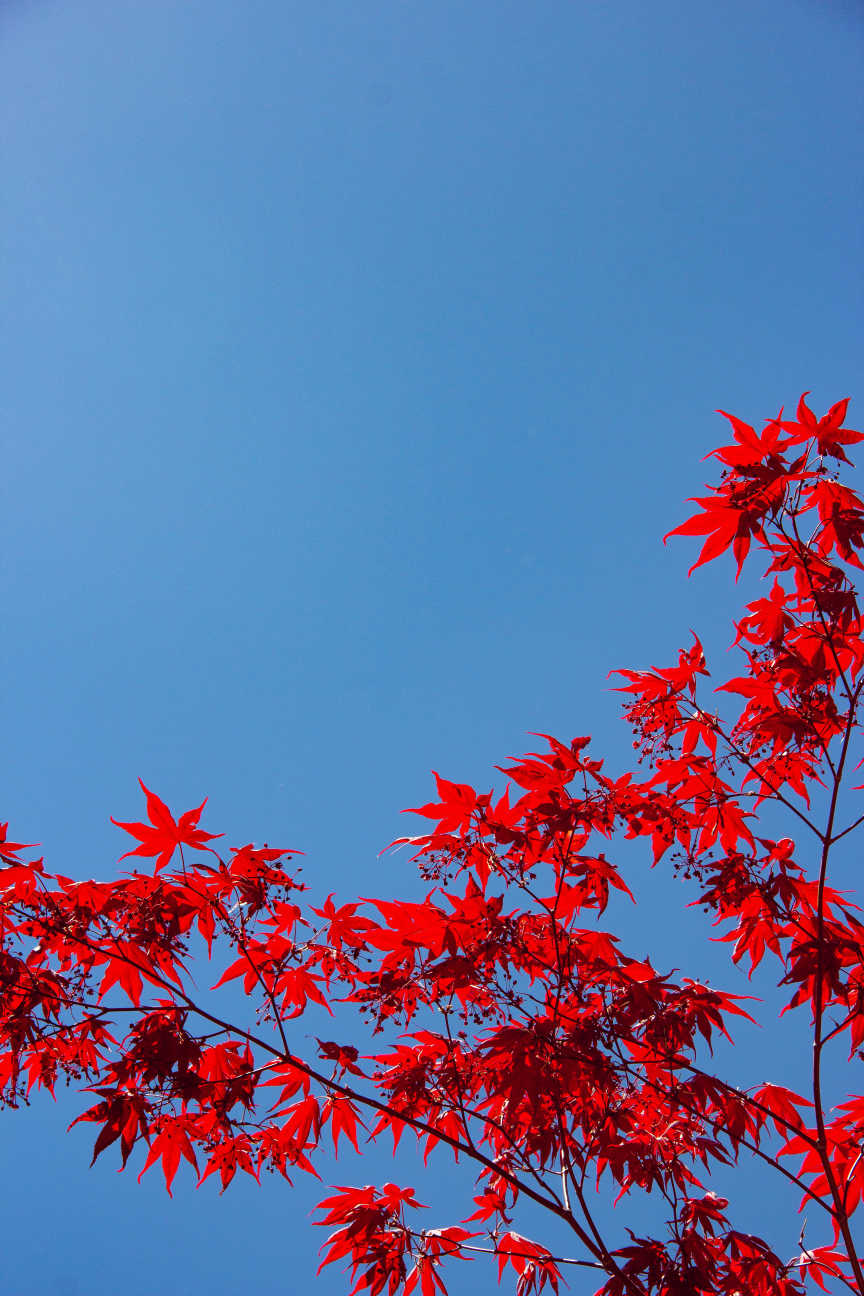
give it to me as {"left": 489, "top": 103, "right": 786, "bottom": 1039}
{"left": 2, "top": 1, "right": 863, "bottom": 1293}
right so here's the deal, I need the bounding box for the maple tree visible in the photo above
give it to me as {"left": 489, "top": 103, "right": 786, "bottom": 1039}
{"left": 2, "top": 393, "right": 864, "bottom": 1294}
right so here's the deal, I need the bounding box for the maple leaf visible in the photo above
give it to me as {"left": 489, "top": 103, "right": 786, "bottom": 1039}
{"left": 780, "top": 393, "right": 862, "bottom": 463}
{"left": 708, "top": 409, "right": 788, "bottom": 468}
{"left": 137, "top": 1117, "right": 199, "bottom": 1196}
{"left": 407, "top": 774, "right": 480, "bottom": 835}
{"left": 664, "top": 495, "right": 764, "bottom": 579}
{"left": 0, "top": 822, "right": 37, "bottom": 864}
{"left": 111, "top": 779, "right": 222, "bottom": 872}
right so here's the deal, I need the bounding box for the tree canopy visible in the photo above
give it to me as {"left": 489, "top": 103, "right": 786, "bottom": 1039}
{"left": 1, "top": 395, "right": 863, "bottom": 1295}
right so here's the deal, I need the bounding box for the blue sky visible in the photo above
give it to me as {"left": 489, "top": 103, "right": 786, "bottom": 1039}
{"left": 1, "top": 1, "right": 863, "bottom": 1292}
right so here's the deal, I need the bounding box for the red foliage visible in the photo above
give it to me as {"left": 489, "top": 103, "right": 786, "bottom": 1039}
{"left": 1, "top": 396, "right": 864, "bottom": 1293}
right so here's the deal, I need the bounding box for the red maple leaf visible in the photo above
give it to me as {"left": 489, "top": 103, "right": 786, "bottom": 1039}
{"left": 111, "top": 779, "right": 222, "bottom": 872}
{"left": 0, "top": 822, "right": 37, "bottom": 864}
{"left": 780, "top": 393, "right": 862, "bottom": 462}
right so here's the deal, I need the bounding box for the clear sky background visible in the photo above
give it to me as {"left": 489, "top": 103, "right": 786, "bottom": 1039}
{"left": 1, "top": 1, "right": 863, "bottom": 1293}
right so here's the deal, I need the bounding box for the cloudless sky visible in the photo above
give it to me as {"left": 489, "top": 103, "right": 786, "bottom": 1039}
{"left": 1, "top": 1, "right": 863, "bottom": 1292}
